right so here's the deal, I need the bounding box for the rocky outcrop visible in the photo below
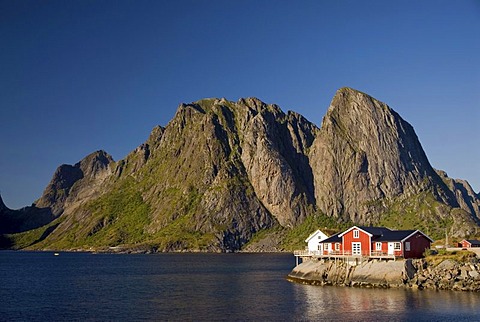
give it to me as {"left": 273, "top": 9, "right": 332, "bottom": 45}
{"left": 2, "top": 87, "right": 479, "bottom": 251}
{"left": 407, "top": 257, "right": 480, "bottom": 291}
{"left": 309, "top": 88, "right": 458, "bottom": 223}
{"left": 436, "top": 170, "right": 480, "bottom": 224}
{"left": 288, "top": 254, "right": 480, "bottom": 292}
{"left": 288, "top": 258, "right": 407, "bottom": 288}
{"left": 35, "top": 150, "right": 114, "bottom": 216}
{"left": 238, "top": 98, "right": 316, "bottom": 227}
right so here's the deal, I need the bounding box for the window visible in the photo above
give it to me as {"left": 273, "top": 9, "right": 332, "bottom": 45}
{"left": 353, "top": 230, "right": 359, "bottom": 238}
{"left": 324, "top": 243, "right": 330, "bottom": 251}
{"left": 352, "top": 242, "right": 361, "bottom": 255}
{"left": 376, "top": 242, "right": 382, "bottom": 251}
{"left": 394, "top": 242, "right": 401, "bottom": 250}
{"left": 335, "top": 243, "right": 340, "bottom": 251}
{"left": 405, "top": 242, "right": 410, "bottom": 251}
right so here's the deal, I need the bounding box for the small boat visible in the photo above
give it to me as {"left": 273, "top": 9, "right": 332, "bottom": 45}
{"left": 54, "top": 253, "right": 60, "bottom": 256}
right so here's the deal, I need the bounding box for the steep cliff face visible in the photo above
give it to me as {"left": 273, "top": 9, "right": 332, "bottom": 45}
{"left": 237, "top": 98, "right": 317, "bottom": 227}
{"left": 436, "top": 170, "right": 480, "bottom": 223}
{"left": 2, "top": 88, "right": 479, "bottom": 251}
{"left": 310, "top": 88, "right": 459, "bottom": 224}
{"left": 35, "top": 150, "right": 114, "bottom": 216}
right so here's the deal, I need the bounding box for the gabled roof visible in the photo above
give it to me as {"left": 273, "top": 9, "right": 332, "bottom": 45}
{"left": 305, "top": 229, "right": 329, "bottom": 243}
{"left": 338, "top": 226, "right": 391, "bottom": 238}
{"left": 373, "top": 229, "right": 433, "bottom": 243}
{"left": 332, "top": 225, "right": 434, "bottom": 243}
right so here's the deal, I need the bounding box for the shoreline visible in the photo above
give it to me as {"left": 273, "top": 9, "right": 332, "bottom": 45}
{"left": 287, "top": 257, "right": 480, "bottom": 292}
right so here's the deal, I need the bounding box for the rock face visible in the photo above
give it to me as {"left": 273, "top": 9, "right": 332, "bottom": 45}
{"left": 407, "top": 257, "right": 480, "bottom": 291}
{"left": 288, "top": 254, "right": 480, "bottom": 292}
{"left": 35, "top": 150, "right": 114, "bottom": 217}
{"left": 310, "top": 88, "right": 457, "bottom": 223}
{"left": 1, "top": 87, "right": 479, "bottom": 251}
{"left": 287, "top": 258, "right": 407, "bottom": 288}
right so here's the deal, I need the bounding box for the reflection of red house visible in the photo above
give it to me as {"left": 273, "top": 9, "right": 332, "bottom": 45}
{"left": 320, "top": 226, "right": 433, "bottom": 259}
{"left": 460, "top": 239, "right": 480, "bottom": 249}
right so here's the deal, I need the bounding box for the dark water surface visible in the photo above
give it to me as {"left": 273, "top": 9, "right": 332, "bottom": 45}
{"left": 1, "top": 251, "right": 480, "bottom": 321}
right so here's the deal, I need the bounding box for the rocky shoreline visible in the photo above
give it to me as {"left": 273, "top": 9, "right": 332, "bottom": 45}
{"left": 287, "top": 255, "right": 480, "bottom": 292}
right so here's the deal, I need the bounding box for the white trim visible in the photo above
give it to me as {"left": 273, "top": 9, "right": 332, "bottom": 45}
{"left": 305, "top": 229, "right": 329, "bottom": 243}
{"left": 338, "top": 226, "right": 373, "bottom": 238}
{"left": 352, "top": 242, "right": 361, "bottom": 255}
{"left": 388, "top": 242, "right": 395, "bottom": 255}
{"left": 401, "top": 230, "right": 434, "bottom": 243}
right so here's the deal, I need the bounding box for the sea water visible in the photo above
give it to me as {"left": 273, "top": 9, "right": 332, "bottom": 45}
{"left": 1, "top": 251, "right": 479, "bottom": 321}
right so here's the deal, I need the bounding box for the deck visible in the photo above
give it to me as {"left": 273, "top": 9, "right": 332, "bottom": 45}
{"left": 293, "top": 250, "right": 397, "bottom": 264}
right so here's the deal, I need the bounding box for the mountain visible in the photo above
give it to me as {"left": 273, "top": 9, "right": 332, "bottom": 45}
{"left": 1, "top": 88, "right": 479, "bottom": 251}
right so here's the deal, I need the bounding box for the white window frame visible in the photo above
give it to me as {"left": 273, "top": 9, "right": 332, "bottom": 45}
{"left": 335, "top": 243, "right": 340, "bottom": 251}
{"left": 376, "top": 242, "right": 382, "bottom": 251}
{"left": 394, "top": 242, "right": 401, "bottom": 250}
{"left": 353, "top": 229, "right": 359, "bottom": 239}
{"left": 352, "top": 242, "right": 361, "bottom": 255}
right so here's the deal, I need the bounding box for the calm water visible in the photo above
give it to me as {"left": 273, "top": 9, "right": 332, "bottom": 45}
{"left": 1, "top": 252, "right": 480, "bottom": 321}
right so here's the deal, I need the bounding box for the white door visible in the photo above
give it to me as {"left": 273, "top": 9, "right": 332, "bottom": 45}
{"left": 388, "top": 242, "right": 395, "bottom": 255}
{"left": 352, "top": 242, "right": 361, "bottom": 255}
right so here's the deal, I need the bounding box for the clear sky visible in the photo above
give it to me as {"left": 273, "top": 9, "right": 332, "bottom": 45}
{"left": 1, "top": 0, "right": 479, "bottom": 209}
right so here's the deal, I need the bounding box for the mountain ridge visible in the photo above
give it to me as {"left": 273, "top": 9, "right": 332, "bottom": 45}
{"left": 1, "top": 87, "right": 479, "bottom": 251}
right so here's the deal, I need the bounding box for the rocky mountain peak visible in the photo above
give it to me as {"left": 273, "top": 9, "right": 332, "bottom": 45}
{"left": 310, "top": 87, "right": 457, "bottom": 223}
{"left": 77, "top": 150, "right": 114, "bottom": 179}
{"left": 35, "top": 150, "right": 114, "bottom": 216}
{"left": 3, "top": 88, "right": 479, "bottom": 252}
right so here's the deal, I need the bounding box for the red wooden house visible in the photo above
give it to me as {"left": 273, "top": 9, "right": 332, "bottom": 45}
{"left": 460, "top": 239, "right": 480, "bottom": 249}
{"left": 320, "top": 226, "right": 433, "bottom": 259}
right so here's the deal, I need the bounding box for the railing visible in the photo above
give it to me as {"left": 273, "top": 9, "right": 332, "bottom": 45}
{"left": 293, "top": 250, "right": 321, "bottom": 256}
{"left": 293, "top": 249, "right": 396, "bottom": 260}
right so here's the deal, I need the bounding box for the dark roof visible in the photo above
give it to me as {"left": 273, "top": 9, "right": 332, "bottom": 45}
{"left": 356, "top": 226, "right": 391, "bottom": 237}
{"left": 319, "top": 226, "right": 433, "bottom": 243}
{"left": 465, "top": 239, "right": 480, "bottom": 245}
{"left": 374, "top": 230, "right": 416, "bottom": 242}
{"left": 321, "top": 232, "right": 342, "bottom": 243}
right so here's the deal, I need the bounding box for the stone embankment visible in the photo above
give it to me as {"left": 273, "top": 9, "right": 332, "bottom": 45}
{"left": 287, "top": 256, "right": 480, "bottom": 292}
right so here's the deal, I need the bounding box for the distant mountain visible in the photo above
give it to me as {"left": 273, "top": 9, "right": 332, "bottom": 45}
{"left": 1, "top": 88, "right": 479, "bottom": 251}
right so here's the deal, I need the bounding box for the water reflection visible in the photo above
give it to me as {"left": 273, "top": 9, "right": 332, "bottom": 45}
{"left": 294, "top": 284, "right": 480, "bottom": 321}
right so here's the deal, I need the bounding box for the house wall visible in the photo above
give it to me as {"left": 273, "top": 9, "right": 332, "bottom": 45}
{"left": 307, "top": 231, "right": 329, "bottom": 252}
{"left": 342, "top": 229, "right": 371, "bottom": 255}
{"left": 321, "top": 242, "right": 343, "bottom": 254}
{"left": 404, "top": 232, "right": 431, "bottom": 258}
{"left": 461, "top": 240, "right": 471, "bottom": 249}
{"left": 371, "top": 241, "right": 388, "bottom": 254}
{"left": 393, "top": 243, "right": 403, "bottom": 257}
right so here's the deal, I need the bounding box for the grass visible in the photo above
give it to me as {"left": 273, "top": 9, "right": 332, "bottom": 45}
{"left": 424, "top": 248, "right": 477, "bottom": 266}
{"left": 378, "top": 191, "right": 454, "bottom": 240}
{"left": 281, "top": 212, "right": 351, "bottom": 250}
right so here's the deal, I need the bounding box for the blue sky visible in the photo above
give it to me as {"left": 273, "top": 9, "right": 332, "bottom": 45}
{"left": 1, "top": 0, "right": 479, "bottom": 209}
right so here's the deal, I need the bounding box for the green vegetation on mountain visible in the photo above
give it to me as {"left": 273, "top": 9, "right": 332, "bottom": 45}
{"left": 1, "top": 88, "right": 479, "bottom": 252}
